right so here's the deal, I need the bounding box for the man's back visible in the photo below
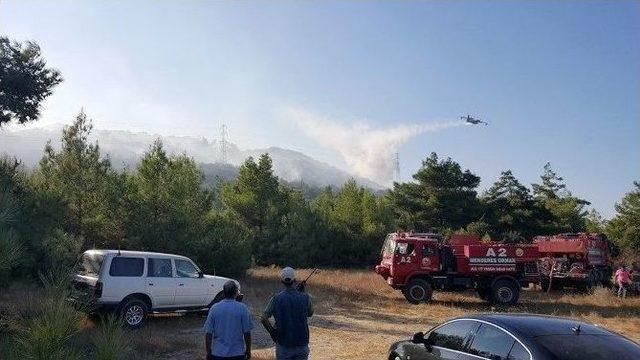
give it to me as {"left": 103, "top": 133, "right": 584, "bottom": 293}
{"left": 266, "top": 288, "right": 313, "bottom": 347}
{"left": 204, "top": 299, "right": 253, "bottom": 357}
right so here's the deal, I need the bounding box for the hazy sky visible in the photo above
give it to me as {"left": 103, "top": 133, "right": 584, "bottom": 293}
{"left": 1, "top": 1, "right": 639, "bottom": 217}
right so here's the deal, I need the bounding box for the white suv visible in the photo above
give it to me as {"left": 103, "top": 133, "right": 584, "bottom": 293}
{"left": 73, "top": 249, "right": 239, "bottom": 328}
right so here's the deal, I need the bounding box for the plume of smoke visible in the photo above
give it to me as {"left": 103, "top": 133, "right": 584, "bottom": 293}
{"left": 282, "top": 108, "right": 463, "bottom": 186}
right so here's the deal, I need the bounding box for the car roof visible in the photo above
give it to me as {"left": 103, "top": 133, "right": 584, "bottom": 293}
{"left": 457, "top": 313, "right": 618, "bottom": 338}
{"left": 83, "top": 249, "right": 189, "bottom": 259}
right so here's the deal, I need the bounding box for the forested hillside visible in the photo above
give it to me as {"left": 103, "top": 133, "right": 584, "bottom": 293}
{"left": 2, "top": 111, "right": 639, "bottom": 282}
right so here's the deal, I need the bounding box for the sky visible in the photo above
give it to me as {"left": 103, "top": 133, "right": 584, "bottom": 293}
{"left": 1, "top": 1, "right": 638, "bottom": 217}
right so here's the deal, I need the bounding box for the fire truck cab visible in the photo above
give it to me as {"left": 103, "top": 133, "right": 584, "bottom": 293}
{"left": 375, "top": 232, "right": 540, "bottom": 306}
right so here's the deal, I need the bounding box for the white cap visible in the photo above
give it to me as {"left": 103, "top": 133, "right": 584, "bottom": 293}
{"left": 281, "top": 267, "right": 296, "bottom": 284}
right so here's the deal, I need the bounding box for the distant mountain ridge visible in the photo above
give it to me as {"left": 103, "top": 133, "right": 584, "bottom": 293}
{"left": 0, "top": 126, "right": 384, "bottom": 190}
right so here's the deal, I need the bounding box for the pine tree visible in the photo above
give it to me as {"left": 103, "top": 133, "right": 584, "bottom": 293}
{"left": 35, "top": 111, "right": 123, "bottom": 249}
{"left": 606, "top": 181, "right": 640, "bottom": 253}
{"left": 532, "top": 162, "right": 588, "bottom": 233}
{"left": 219, "top": 153, "right": 287, "bottom": 264}
{"left": 0, "top": 37, "right": 62, "bottom": 126}
{"left": 389, "top": 152, "right": 481, "bottom": 232}
{"left": 127, "top": 139, "right": 213, "bottom": 253}
{"left": 0, "top": 158, "right": 22, "bottom": 282}
{"left": 483, "top": 170, "right": 543, "bottom": 242}
{"left": 585, "top": 208, "right": 606, "bottom": 233}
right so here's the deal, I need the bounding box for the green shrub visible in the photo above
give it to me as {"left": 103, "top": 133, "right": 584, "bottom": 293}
{"left": 14, "top": 297, "right": 82, "bottom": 360}
{"left": 189, "top": 212, "right": 252, "bottom": 277}
{"left": 40, "top": 229, "right": 82, "bottom": 269}
{"left": 93, "top": 314, "right": 130, "bottom": 360}
{"left": 0, "top": 184, "right": 22, "bottom": 284}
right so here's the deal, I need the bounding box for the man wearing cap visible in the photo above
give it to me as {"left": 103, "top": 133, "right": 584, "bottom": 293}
{"left": 204, "top": 280, "right": 253, "bottom": 360}
{"left": 261, "top": 267, "right": 314, "bottom": 360}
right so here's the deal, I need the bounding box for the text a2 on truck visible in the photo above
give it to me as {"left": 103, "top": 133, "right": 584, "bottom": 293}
{"left": 375, "top": 233, "right": 540, "bottom": 305}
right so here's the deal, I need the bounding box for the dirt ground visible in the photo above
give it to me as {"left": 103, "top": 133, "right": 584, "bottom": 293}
{"left": 3, "top": 268, "right": 640, "bottom": 359}
{"left": 132, "top": 268, "right": 640, "bottom": 359}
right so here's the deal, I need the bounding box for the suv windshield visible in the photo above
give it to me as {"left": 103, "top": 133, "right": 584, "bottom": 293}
{"left": 538, "top": 335, "right": 640, "bottom": 360}
{"left": 76, "top": 253, "right": 104, "bottom": 277}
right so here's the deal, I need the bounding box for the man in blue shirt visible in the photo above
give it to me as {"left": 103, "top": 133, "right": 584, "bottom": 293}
{"left": 204, "top": 281, "right": 253, "bottom": 360}
{"left": 261, "top": 267, "right": 314, "bottom": 360}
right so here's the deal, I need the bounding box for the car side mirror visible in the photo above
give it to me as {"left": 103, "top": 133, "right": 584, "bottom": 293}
{"left": 412, "top": 332, "right": 432, "bottom": 349}
{"left": 198, "top": 271, "right": 203, "bottom": 278}
{"left": 412, "top": 332, "right": 425, "bottom": 344}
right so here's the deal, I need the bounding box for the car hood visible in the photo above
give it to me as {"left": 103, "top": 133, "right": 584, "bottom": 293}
{"left": 203, "top": 274, "right": 241, "bottom": 290}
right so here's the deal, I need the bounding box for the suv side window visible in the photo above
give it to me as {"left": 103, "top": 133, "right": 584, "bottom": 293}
{"left": 148, "top": 258, "right": 172, "bottom": 277}
{"left": 427, "top": 320, "right": 478, "bottom": 351}
{"left": 175, "top": 259, "right": 199, "bottom": 278}
{"left": 467, "top": 323, "right": 515, "bottom": 360}
{"left": 109, "top": 257, "right": 144, "bottom": 277}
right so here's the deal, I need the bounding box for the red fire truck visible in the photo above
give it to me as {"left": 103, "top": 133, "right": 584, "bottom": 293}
{"left": 375, "top": 232, "right": 540, "bottom": 305}
{"left": 533, "top": 233, "right": 613, "bottom": 291}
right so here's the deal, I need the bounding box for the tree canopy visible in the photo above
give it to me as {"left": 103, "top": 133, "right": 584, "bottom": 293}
{"left": 1, "top": 112, "right": 635, "bottom": 279}
{"left": 606, "top": 181, "right": 640, "bottom": 253}
{"left": 481, "top": 170, "right": 544, "bottom": 242}
{"left": 0, "top": 37, "right": 62, "bottom": 126}
{"left": 390, "top": 152, "right": 480, "bottom": 231}
{"left": 532, "top": 162, "right": 589, "bottom": 233}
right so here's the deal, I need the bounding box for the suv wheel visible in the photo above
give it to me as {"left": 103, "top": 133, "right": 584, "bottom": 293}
{"left": 490, "top": 279, "right": 519, "bottom": 306}
{"left": 402, "top": 279, "right": 433, "bottom": 304}
{"left": 120, "top": 299, "right": 148, "bottom": 329}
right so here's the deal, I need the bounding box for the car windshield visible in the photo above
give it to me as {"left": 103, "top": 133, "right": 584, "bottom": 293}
{"left": 75, "top": 253, "right": 104, "bottom": 277}
{"left": 537, "top": 334, "right": 640, "bottom": 360}
{"left": 382, "top": 238, "right": 396, "bottom": 257}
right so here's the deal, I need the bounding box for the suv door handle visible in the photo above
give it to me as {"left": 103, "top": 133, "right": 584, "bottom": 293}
{"left": 178, "top": 283, "right": 184, "bottom": 286}
{"left": 148, "top": 283, "right": 154, "bottom": 286}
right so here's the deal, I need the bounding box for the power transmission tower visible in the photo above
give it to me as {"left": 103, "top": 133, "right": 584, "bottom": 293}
{"left": 220, "top": 124, "right": 228, "bottom": 164}
{"left": 393, "top": 152, "right": 400, "bottom": 182}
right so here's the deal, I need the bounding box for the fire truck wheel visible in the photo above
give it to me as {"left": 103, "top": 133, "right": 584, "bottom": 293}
{"left": 490, "top": 279, "right": 519, "bottom": 306}
{"left": 403, "top": 279, "right": 433, "bottom": 304}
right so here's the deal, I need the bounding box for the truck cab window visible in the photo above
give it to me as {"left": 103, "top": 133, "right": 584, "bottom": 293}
{"left": 406, "top": 244, "right": 416, "bottom": 256}
{"left": 396, "top": 242, "right": 409, "bottom": 254}
{"left": 422, "top": 246, "right": 434, "bottom": 257}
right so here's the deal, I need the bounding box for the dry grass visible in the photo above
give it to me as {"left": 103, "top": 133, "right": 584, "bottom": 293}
{"left": 3, "top": 270, "right": 640, "bottom": 359}
{"left": 247, "top": 267, "right": 640, "bottom": 359}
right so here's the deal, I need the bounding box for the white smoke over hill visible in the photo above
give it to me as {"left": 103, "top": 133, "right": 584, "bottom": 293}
{"left": 282, "top": 108, "right": 464, "bottom": 185}
{"left": 0, "top": 125, "right": 382, "bottom": 189}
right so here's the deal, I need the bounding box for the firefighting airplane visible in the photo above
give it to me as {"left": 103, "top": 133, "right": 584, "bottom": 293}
{"left": 461, "top": 115, "right": 488, "bottom": 126}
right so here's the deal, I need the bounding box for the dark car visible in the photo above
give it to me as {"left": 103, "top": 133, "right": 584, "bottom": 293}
{"left": 388, "top": 313, "right": 640, "bottom": 360}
